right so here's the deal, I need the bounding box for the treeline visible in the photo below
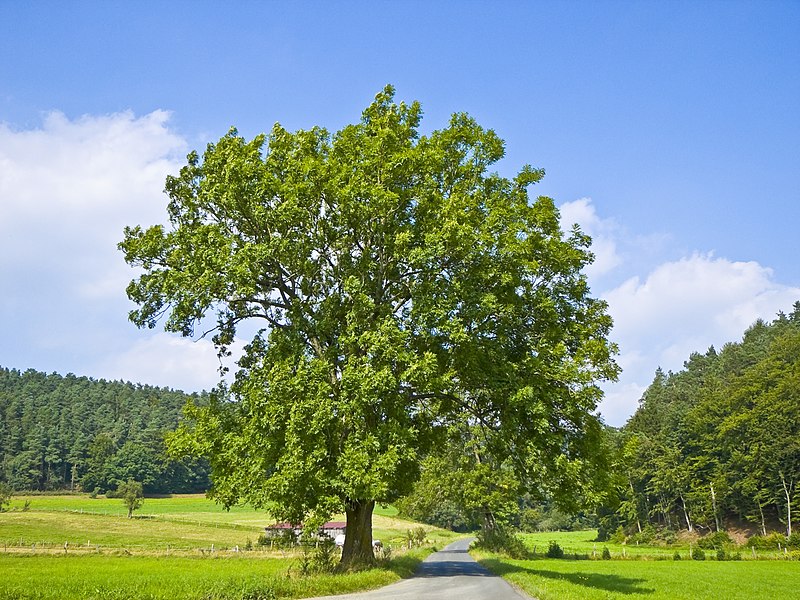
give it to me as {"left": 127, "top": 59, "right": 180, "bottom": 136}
{"left": 0, "top": 367, "right": 209, "bottom": 494}
{"left": 397, "top": 304, "right": 800, "bottom": 542}
{"left": 604, "top": 302, "right": 800, "bottom": 539}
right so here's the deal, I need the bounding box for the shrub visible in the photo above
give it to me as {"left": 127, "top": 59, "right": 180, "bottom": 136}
{"left": 698, "top": 531, "right": 732, "bottom": 550}
{"left": 628, "top": 524, "right": 656, "bottom": 545}
{"left": 787, "top": 533, "right": 800, "bottom": 549}
{"left": 716, "top": 549, "right": 727, "bottom": 561}
{"left": 474, "top": 526, "right": 530, "bottom": 559}
{"left": 546, "top": 541, "right": 565, "bottom": 559}
{"left": 746, "top": 532, "right": 787, "bottom": 549}
{"left": 691, "top": 547, "right": 706, "bottom": 561}
{"left": 602, "top": 546, "right": 611, "bottom": 560}
{"left": 311, "top": 538, "right": 338, "bottom": 573}
{"left": 673, "top": 551, "right": 682, "bottom": 560}
{"left": 656, "top": 528, "right": 677, "bottom": 545}
{"left": 610, "top": 526, "right": 626, "bottom": 545}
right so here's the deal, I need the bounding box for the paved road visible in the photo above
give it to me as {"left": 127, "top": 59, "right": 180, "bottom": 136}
{"left": 308, "top": 538, "right": 531, "bottom": 600}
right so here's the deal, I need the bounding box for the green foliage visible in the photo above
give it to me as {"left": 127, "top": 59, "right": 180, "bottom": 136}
{"left": 691, "top": 547, "right": 706, "bottom": 561}
{"left": 602, "top": 546, "right": 611, "bottom": 560}
{"left": 673, "top": 550, "right": 682, "bottom": 560}
{"left": 746, "top": 532, "right": 792, "bottom": 549}
{"left": 609, "top": 303, "right": 800, "bottom": 539}
{"left": 474, "top": 525, "right": 530, "bottom": 559}
{"left": 117, "top": 479, "right": 144, "bottom": 518}
{"left": 0, "top": 482, "right": 12, "bottom": 512}
{"left": 716, "top": 548, "right": 727, "bottom": 561}
{"left": 0, "top": 366, "right": 210, "bottom": 494}
{"left": 697, "top": 531, "right": 733, "bottom": 550}
{"left": 403, "top": 527, "right": 427, "bottom": 548}
{"left": 546, "top": 540, "right": 565, "bottom": 559}
{"left": 123, "top": 86, "right": 619, "bottom": 565}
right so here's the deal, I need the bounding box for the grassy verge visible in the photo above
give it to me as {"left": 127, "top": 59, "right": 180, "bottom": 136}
{"left": 473, "top": 552, "right": 800, "bottom": 600}
{"left": 0, "top": 549, "right": 432, "bottom": 600}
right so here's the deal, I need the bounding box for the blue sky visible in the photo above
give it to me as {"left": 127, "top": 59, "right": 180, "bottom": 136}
{"left": 1, "top": 1, "right": 798, "bottom": 425}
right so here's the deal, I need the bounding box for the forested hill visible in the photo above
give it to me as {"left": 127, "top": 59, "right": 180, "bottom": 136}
{"left": 612, "top": 302, "right": 800, "bottom": 538}
{"left": 0, "top": 367, "right": 209, "bottom": 494}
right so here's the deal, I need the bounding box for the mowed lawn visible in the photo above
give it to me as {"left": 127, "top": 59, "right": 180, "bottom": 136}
{"left": 476, "top": 554, "right": 800, "bottom": 600}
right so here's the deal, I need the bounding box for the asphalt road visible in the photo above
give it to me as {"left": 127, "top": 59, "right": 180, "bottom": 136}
{"left": 307, "top": 538, "right": 531, "bottom": 600}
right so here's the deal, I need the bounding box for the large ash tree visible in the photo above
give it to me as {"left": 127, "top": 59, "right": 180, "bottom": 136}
{"left": 120, "top": 87, "right": 618, "bottom": 566}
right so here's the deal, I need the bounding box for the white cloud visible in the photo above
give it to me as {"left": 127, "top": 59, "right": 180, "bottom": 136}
{"left": 0, "top": 110, "right": 185, "bottom": 277}
{"left": 598, "top": 252, "right": 800, "bottom": 425}
{"left": 0, "top": 110, "right": 207, "bottom": 388}
{"left": 97, "top": 333, "right": 244, "bottom": 392}
{"left": 559, "top": 197, "right": 622, "bottom": 278}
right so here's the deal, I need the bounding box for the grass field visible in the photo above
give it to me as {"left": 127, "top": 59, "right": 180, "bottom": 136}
{"left": 476, "top": 553, "right": 800, "bottom": 600}
{"left": 1, "top": 494, "right": 458, "bottom": 552}
{"left": 0, "top": 551, "right": 430, "bottom": 600}
{"left": 518, "top": 529, "right": 791, "bottom": 560}
{"left": 0, "top": 494, "right": 454, "bottom": 599}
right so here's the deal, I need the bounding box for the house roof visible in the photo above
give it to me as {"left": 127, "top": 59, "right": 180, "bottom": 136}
{"left": 265, "top": 521, "right": 347, "bottom": 530}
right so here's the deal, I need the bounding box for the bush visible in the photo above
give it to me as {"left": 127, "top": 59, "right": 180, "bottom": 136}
{"left": 628, "top": 524, "right": 656, "bottom": 545}
{"left": 698, "top": 531, "right": 732, "bottom": 550}
{"left": 691, "top": 547, "right": 706, "bottom": 561}
{"left": 474, "top": 526, "right": 530, "bottom": 559}
{"left": 602, "top": 546, "right": 611, "bottom": 560}
{"left": 787, "top": 533, "right": 800, "bottom": 549}
{"left": 673, "top": 551, "right": 682, "bottom": 560}
{"left": 746, "top": 532, "right": 787, "bottom": 549}
{"left": 610, "top": 526, "right": 626, "bottom": 545}
{"left": 310, "top": 538, "right": 338, "bottom": 573}
{"left": 546, "top": 541, "right": 565, "bottom": 559}
{"left": 716, "top": 549, "right": 727, "bottom": 561}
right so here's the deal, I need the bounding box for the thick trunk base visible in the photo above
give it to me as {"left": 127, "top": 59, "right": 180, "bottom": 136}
{"left": 340, "top": 499, "right": 375, "bottom": 568}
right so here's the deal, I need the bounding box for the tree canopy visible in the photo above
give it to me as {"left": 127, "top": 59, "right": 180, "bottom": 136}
{"left": 120, "top": 86, "right": 618, "bottom": 565}
{"left": 604, "top": 303, "right": 800, "bottom": 541}
{"left": 0, "top": 366, "right": 209, "bottom": 494}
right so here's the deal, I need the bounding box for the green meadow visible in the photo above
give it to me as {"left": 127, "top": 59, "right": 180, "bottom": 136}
{"left": 0, "top": 494, "right": 450, "bottom": 599}
{"left": 473, "top": 530, "right": 800, "bottom": 600}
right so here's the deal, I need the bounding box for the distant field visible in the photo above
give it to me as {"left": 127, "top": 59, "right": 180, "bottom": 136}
{"left": 0, "top": 494, "right": 447, "bottom": 599}
{"left": 1, "top": 494, "right": 455, "bottom": 551}
{"left": 518, "top": 529, "right": 791, "bottom": 560}
{"left": 476, "top": 553, "right": 800, "bottom": 600}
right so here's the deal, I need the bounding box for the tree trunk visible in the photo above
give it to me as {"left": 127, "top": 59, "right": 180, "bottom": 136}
{"left": 680, "top": 493, "right": 693, "bottom": 533}
{"left": 482, "top": 508, "right": 497, "bottom": 534}
{"left": 780, "top": 473, "right": 793, "bottom": 537}
{"left": 341, "top": 499, "right": 375, "bottom": 567}
{"left": 710, "top": 483, "right": 720, "bottom": 532}
{"left": 757, "top": 499, "right": 767, "bottom": 537}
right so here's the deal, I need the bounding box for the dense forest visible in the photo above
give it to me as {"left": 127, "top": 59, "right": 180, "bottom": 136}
{"left": 605, "top": 302, "right": 800, "bottom": 540}
{"left": 397, "top": 304, "right": 800, "bottom": 542}
{"left": 0, "top": 368, "right": 209, "bottom": 494}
